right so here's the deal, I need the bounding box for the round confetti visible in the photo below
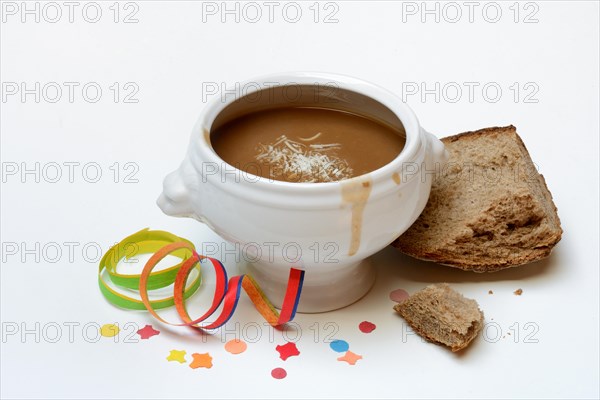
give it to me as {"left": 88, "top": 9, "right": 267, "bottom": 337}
{"left": 271, "top": 367, "right": 287, "bottom": 379}
{"left": 100, "top": 324, "right": 119, "bottom": 337}
{"left": 359, "top": 321, "right": 376, "bottom": 333}
{"left": 329, "top": 339, "right": 350, "bottom": 353}
{"left": 389, "top": 288, "right": 410, "bottom": 303}
{"left": 224, "top": 339, "right": 248, "bottom": 354}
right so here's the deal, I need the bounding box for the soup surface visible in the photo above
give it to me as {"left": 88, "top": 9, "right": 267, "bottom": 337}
{"left": 211, "top": 107, "right": 405, "bottom": 183}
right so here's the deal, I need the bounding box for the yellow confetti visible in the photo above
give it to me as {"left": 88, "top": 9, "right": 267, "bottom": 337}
{"left": 166, "top": 349, "right": 187, "bottom": 363}
{"left": 100, "top": 324, "right": 120, "bottom": 337}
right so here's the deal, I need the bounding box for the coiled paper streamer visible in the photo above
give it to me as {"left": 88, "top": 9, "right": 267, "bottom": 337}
{"left": 99, "top": 228, "right": 305, "bottom": 328}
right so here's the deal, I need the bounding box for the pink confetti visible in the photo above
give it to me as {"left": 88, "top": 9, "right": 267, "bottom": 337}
{"left": 337, "top": 351, "right": 362, "bottom": 365}
{"left": 275, "top": 342, "right": 300, "bottom": 361}
{"left": 359, "top": 321, "right": 376, "bottom": 333}
{"left": 224, "top": 339, "right": 247, "bottom": 354}
{"left": 271, "top": 367, "right": 287, "bottom": 379}
{"left": 389, "top": 288, "right": 410, "bottom": 303}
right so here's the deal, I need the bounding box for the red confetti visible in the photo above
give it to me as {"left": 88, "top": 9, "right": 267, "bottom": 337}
{"left": 137, "top": 324, "right": 160, "bottom": 340}
{"left": 359, "top": 321, "right": 376, "bottom": 333}
{"left": 275, "top": 342, "right": 300, "bottom": 361}
{"left": 271, "top": 367, "right": 287, "bottom": 379}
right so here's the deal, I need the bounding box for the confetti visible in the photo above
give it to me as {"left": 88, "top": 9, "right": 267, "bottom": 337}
{"left": 329, "top": 340, "right": 349, "bottom": 353}
{"left": 166, "top": 350, "right": 186, "bottom": 363}
{"left": 514, "top": 288, "right": 523, "bottom": 296}
{"left": 389, "top": 288, "right": 410, "bottom": 303}
{"left": 276, "top": 342, "right": 300, "bottom": 361}
{"left": 337, "top": 351, "right": 362, "bottom": 365}
{"left": 100, "top": 324, "right": 119, "bottom": 337}
{"left": 189, "top": 353, "right": 213, "bottom": 369}
{"left": 137, "top": 324, "right": 160, "bottom": 340}
{"left": 359, "top": 321, "right": 376, "bottom": 333}
{"left": 224, "top": 339, "right": 247, "bottom": 355}
{"left": 271, "top": 367, "right": 287, "bottom": 379}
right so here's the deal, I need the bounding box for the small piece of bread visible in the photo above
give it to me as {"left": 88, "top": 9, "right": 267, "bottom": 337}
{"left": 392, "top": 126, "right": 562, "bottom": 272}
{"left": 394, "top": 283, "right": 483, "bottom": 352}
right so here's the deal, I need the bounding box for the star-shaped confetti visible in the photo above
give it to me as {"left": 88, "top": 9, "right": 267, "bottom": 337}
{"left": 189, "top": 353, "right": 213, "bottom": 369}
{"left": 166, "top": 350, "right": 187, "bottom": 363}
{"left": 337, "top": 350, "right": 362, "bottom": 365}
{"left": 137, "top": 324, "right": 160, "bottom": 340}
{"left": 275, "top": 342, "right": 300, "bottom": 361}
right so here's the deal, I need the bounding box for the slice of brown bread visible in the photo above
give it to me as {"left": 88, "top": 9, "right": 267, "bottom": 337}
{"left": 393, "top": 283, "right": 483, "bottom": 352}
{"left": 392, "top": 126, "right": 562, "bottom": 272}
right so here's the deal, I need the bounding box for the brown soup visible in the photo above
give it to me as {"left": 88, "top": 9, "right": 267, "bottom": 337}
{"left": 210, "top": 107, "right": 405, "bottom": 183}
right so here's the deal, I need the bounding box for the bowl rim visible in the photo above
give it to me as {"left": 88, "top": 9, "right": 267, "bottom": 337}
{"left": 191, "top": 71, "right": 424, "bottom": 194}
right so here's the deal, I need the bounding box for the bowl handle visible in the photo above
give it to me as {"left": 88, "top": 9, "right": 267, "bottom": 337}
{"left": 423, "top": 128, "right": 449, "bottom": 166}
{"left": 156, "top": 160, "right": 197, "bottom": 218}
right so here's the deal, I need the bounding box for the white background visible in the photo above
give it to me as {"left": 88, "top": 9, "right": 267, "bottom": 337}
{"left": 1, "top": 1, "right": 599, "bottom": 398}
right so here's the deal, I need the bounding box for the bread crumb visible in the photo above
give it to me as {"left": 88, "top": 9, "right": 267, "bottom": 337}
{"left": 514, "top": 288, "right": 523, "bottom": 296}
{"left": 393, "top": 283, "right": 483, "bottom": 352}
{"left": 488, "top": 290, "right": 493, "bottom": 295}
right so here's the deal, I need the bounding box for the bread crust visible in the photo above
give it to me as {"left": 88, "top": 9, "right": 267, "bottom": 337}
{"left": 441, "top": 124, "right": 518, "bottom": 143}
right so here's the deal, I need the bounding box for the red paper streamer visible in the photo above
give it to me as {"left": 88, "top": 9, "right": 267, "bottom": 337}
{"left": 138, "top": 241, "right": 304, "bottom": 329}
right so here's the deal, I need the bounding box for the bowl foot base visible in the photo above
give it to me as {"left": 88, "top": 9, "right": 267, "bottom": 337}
{"left": 243, "top": 258, "right": 376, "bottom": 313}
